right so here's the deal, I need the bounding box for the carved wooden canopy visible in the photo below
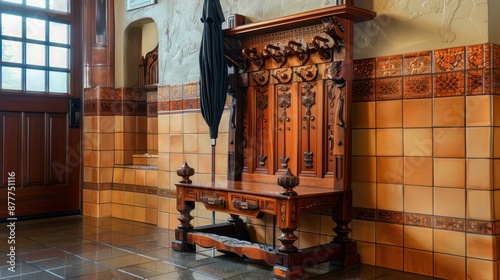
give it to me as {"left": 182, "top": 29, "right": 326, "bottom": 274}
{"left": 224, "top": 4, "right": 375, "bottom": 191}
{"left": 139, "top": 44, "right": 158, "bottom": 89}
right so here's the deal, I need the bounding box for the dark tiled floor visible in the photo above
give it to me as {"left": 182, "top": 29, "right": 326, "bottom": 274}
{"left": 0, "top": 216, "right": 436, "bottom": 279}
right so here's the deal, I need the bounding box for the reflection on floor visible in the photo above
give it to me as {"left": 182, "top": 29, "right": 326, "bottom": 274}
{"left": 0, "top": 216, "right": 437, "bottom": 279}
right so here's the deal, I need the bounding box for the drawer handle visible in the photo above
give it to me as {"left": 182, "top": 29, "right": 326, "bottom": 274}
{"left": 200, "top": 196, "right": 225, "bottom": 208}
{"left": 233, "top": 200, "right": 259, "bottom": 211}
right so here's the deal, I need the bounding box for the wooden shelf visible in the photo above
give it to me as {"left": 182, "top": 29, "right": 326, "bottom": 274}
{"left": 224, "top": 4, "right": 376, "bottom": 38}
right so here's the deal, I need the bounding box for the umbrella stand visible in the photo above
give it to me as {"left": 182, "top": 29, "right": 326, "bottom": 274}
{"left": 211, "top": 139, "right": 216, "bottom": 224}
{"left": 211, "top": 139, "right": 216, "bottom": 186}
{"left": 199, "top": 0, "right": 227, "bottom": 224}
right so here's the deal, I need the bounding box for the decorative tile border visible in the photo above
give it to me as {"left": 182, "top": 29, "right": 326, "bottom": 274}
{"left": 405, "top": 213, "right": 432, "bottom": 227}
{"left": 353, "top": 79, "right": 375, "bottom": 102}
{"left": 376, "top": 55, "right": 403, "bottom": 78}
{"left": 434, "top": 72, "right": 465, "bottom": 97}
{"left": 403, "top": 74, "right": 433, "bottom": 98}
{"left": 376, "top": 77, "right": 402, "bottom": 100}
{"left": 434, "top": 216, "right": 465, "bottom": 232}
{"left": 403, "top": 51, "right": 432, "bottom": 75}
{"left": 377, "top": 210, "right": 404, "bottom": 224}
{"left": 83, "top": 182, "right": 112, "bottom": 191}
{"left": 353, "top": 43, "right": 500, "bottom": 101}
{"left": 158, "top": 189, "right": 177, "bottom": 198}
{"left": 434, "top": 47, "right": 465, "bottom": 72}
{"left": 84, "top": 81, "right": 232, "bottom": 116}
{"left": 112, "top": 183, "right": 158, "bottom": 195}
{"left": 353, "top": 207, "right": 497, "bottom": 236}
{"left": 353, "top": 58, "right": 376, "bottom": 80}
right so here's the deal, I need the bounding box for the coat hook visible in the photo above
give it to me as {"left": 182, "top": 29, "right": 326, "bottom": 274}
{"left": 311, "top": 36, "right": 331, "bottom": 59}
{"left": 242, "top": 48, "right": 264, "bottom": 70}
{"left": 286, "top": 40, "right": 309, "bottom": 65}
{"left": 263, "top": 44, "right": 286, "bottom": 68}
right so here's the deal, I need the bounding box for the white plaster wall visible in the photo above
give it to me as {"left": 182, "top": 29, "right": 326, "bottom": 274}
{"left": 115, "top": 0, "right": 491, "bottom": 87}
{"left": 354, "top": 0, "right": 489, "bottom": 59}
{"left": 114, "top": 0, "right": 340, "bottom": 87}
{"left": 141, "top": 22, "right": 158, "bottom": 56}
{"left": 489, "top": 0, "right": 500, "bottom": 45}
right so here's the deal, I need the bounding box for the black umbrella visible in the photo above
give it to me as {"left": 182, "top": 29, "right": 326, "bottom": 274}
{"left": 199, "top": 0, "right": 227, "bottom": 184}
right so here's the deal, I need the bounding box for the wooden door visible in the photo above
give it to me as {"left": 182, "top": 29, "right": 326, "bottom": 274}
{"left": 0, "top": 1, "right": 83, "bottom": 219}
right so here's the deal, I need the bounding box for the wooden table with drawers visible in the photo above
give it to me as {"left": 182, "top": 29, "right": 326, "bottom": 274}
{"left": 171, "top": 178, "right": 358, "bottom": 279}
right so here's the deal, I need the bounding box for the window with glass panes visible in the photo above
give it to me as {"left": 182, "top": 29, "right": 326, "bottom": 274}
{"left": 0, "top": 0, "right": 72, "bottom": 94}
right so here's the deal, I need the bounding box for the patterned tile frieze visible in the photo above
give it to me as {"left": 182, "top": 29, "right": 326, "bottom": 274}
{"left": 353, "top": 79, "right": 375, "bottom": 102}
{"left": 158, "top": 85, "right": 170, "bottom": 100}
{"left": 493, "top": 44, "right": 500, "bottom": 69}
{"left": 83, "top": 182, "right": 112, "bottom": 191}
{"left": 112, "top": 183, "right": 158, "bottom": 195}
{"left": 434, "top": 72, "right": 465, "bottom": 97}
{"left": 377, "top": 210, "right": 404, "bottom": 224}
{"left": 352, "top": 207, "right": 376, "bottom": 221}
{"left": 404, "top": 213, "right": 432, "bottom": 228}
{"left": 353, "top": 207, "right": 497, "bottom": 236}
{"left": 354, "top": 58, "right": 376, "bottom": 80}
{"left": 467, "top": 45, "right": 486, "bottom": 70}
{"left": 403, "top": 75, "right": 433, "bottom": 99}
{"left": 158, "top": 188, "right": 177, "bottom": 198}
{"left": 494, "top": 69, "right": 500, "bottom": 94}
{"left": 434, "top": 47, "right": 465, "bottom": 72}
{"left": 169, "top": 99, "right": 183, "bottom": 112}
{"left": 353, "top": 44, "right": 500, "bottom": 101}
{"left": 467, "top": 69, "right": 485, "bottom": 95}
{"left": 376, "top": 77, "right": 402, "bottom": 100}
{"left": 84, "top": 88, "right": 98, "bottom": 100}
{"left": 169, "top": 83, "right": 183, "bottom": 99}
{"left": 147, "top": 103, "right": 158, "bottom": 116}
{"left": 157, "top": 100, "right": 170, "bottom": 114}
{"left": 84, "top": 100, "right": 97, "bottom": 116}
{"left": 147, "top": 91, "right": 158, "bottom": 103}
{"left": 403, "top": 51, "right": 432, "bottom": 75}
{"left": 434, "top": 216, "right": 465, "bottom": 232}
{"left": 183, "top": 82, "right": 199, "bottom": 98}
{"left": 97, "top": 100, "right": 115, "bottom": 116}
{"left": 376, "top": 55, "right": 403, "bottom": 78}
{"left": 183, "top": 97, "right": 200, "bottom": 110}
{"left": 466, "top": 220, "right": 493, "bottom": 235}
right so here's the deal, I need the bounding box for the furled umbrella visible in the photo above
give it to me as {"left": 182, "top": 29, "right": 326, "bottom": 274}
{"left": 199, "top": 0, "right": 228, "bottom": 185}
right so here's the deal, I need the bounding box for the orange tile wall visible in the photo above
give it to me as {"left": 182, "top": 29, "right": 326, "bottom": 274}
{"left": 351, "top": 44, "right": 500, "bottom": 279}
{"left": 82, "top": 43, "right": 500, "bottom": 279}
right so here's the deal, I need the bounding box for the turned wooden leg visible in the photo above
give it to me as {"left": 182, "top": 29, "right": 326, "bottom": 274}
{"left": 333, "top": 220, "right": 351, "bottom": 243}
{"left": 274, "top": 200, "right": 303, "bottom": 279}
{"left": 172, "top": 200, "right": 195, "bottom": 252}
{"left": 277, "top": 228, "right": 298, "bottom": 253}
{"left": 331, "top": 189, "right": 359, "bottom": 266}
{"left": 177, "top": 203, "right": 194, "bottom": 230}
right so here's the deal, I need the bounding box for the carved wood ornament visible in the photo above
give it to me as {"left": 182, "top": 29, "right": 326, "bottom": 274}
{"left": 139, "top": 44, "right": 158, "bottom": 89}
{"left": 172, "top": 4, "right": 376, "bottom": 280}
{"left": 224, "top": 5, "right": 377, "bottom": 189}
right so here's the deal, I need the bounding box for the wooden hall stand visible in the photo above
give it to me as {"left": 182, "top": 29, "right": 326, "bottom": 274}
{"left": 172, "top": 2, "right": 375, "bottom": 279}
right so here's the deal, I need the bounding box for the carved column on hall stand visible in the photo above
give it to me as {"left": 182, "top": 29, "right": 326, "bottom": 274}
{"left": 172, "top": 163, "right": 196, "bottom": 252}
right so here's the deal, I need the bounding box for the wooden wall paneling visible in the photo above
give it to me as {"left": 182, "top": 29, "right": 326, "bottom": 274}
{"left": 244, "top": 85, "right": 256, "bottom": 173}
{"left": 298, "top": 79, "right": 325, "bottom": 178}
{"left": 48, "top": 113, "right": 68, "bottom": 185}
{"left": 24, "top": 113, "right": 45, "bottom": 187}
{"left": 225, "top": 5, "right": 376, "bottom": 188}
{"left": 275, "top": 82, "right": 298, "bottom": 175}
{"left": 253, "top": 85, "right": 272, "bottom": 174}
{"left": 0, "top": 112, "right": 23, "bottom": 188}
{"left": 324, "top": 78, "right": 337, "bottom": 177}
{"left": 336, "top": 19, "right": 354, "bottom": 192}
